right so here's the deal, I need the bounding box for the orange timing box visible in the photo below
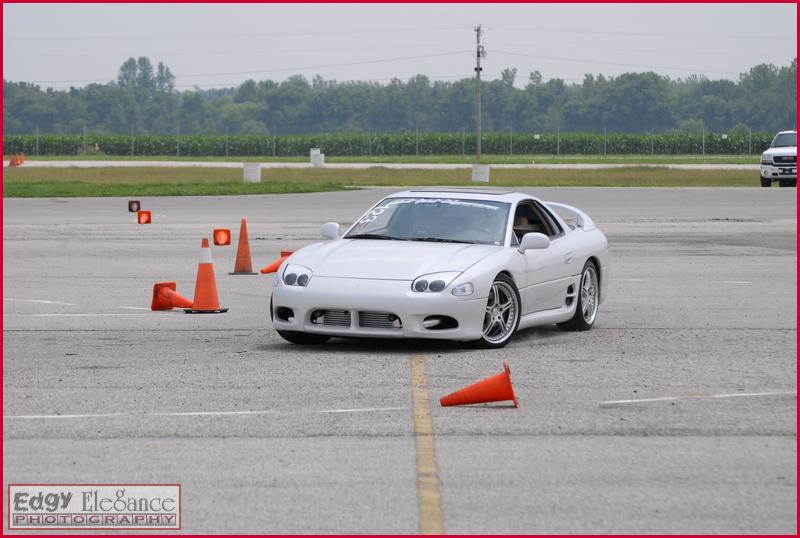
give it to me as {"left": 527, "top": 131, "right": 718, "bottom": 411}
{"left": 137, "top": 210, "right": 152, "bottom": 224}
{"left": 213, "top": 228, "right": 231, "bottom": 246}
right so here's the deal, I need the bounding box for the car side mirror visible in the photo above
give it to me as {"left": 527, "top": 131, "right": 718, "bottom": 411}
{"left": 320, "top": 222, "right": 340, "bottom": 240}
{"left": 518, "top": 232, "right": 550, "bottom": 252}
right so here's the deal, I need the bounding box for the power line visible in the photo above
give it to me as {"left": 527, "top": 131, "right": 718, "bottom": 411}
{"left": 36, "top": 73, "right": 477, "bottom": 91}
{"left": 492, "top": 50, "right": 741, "bottom": 76}
{"left": 487, "top": 25, "right": 795, "bottom": 41}
{"left": 4, "top": 25, "right": 469, "bottom": 42}
{"left": 489, "top": 41, "right": 789, "bottom": 59}
{"left": 8, "top": 41, "right": 461, "bottom": 58}
{"left": 24, "top": 50, "right": 470, "bottom": 84}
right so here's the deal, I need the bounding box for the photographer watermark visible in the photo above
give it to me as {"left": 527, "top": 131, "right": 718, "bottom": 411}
{"left": 8, "top": 484, "right": 181, "bottom": 530}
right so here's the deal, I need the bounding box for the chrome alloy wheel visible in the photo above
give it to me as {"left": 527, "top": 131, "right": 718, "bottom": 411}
{"left": 580, "top": 265, "right": 599, "bottom": 325}
{"left": 482, "top": 280, "right": 519, "bottom": 344}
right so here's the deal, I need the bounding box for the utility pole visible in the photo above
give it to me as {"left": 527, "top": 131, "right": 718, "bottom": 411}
{"left": 474, "top": 24, "right": 485, "bottom": 160}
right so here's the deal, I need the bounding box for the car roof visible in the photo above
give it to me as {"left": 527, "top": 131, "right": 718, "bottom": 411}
{"left": 389, "top": 188, "right": 536, "bottom": 203}
{"left": 777, "top": 130, "right": 797, "bottom": 135}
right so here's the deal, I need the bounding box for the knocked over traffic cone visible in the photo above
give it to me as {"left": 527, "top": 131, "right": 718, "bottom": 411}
{"left": 260, "top": 250, "right": 293, "bottom": 274}
{"left": 151, "top": 282, "right": 193, "bottom": 311}
{"left": 440, "top": 362, "right": 519, "bottom": 408}
{"left": 185, "top": 238, "right": 228, "bottom": 314}
{"left": 230, "top": 218, "right": 257, "bottom": 275}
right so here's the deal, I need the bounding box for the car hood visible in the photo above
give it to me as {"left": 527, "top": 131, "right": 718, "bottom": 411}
{"left": 763, "top": 146, "right": 797, "bottom": 157}
{"left": 289, "top": 239, "right": 501, "bottom": 280}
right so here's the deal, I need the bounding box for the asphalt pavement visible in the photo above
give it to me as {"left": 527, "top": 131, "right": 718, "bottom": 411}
{"left": 3, "top": 187, "right": 796, "bottom": 533}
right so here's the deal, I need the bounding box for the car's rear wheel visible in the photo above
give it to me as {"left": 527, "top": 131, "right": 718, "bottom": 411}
{"left": 467, "top": 274, "right": 520, "bottom": 349}
{"left": 277, "top": 330, "right": 332, "bottom": 345}
{"left": 558, "top": 260, "right": 599, "bottom": 331}
{"left": 760, "top": 176, "right": 771, "bottom": 187}
{"left": 779, "top": 178, "right": 797, "bottom": 187}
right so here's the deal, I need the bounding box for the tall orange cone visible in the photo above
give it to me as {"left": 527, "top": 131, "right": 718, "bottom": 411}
{"left": 260, "top": 250, "right": 293, "bottom": 274}
{"left": 229, "top": 218, "right": 257, "bottom": 275}
{"left": 19, "top": 152, "right": 24, "bottom": 164}
{"left": 440, "top": 362, "right": 519, "bottom": 408}
{"left": 185, "top": 238, "right": 228, "bottom": 314}
{"left": 151, "top": 282, "right": 193, "bottom": 311}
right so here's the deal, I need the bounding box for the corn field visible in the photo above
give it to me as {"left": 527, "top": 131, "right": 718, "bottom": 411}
{"left": 2, "top": 131, "right": 773, "bottom": 157}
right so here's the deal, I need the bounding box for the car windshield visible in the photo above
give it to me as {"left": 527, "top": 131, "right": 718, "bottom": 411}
{"left": 771, "top": 132, "right": 797, "bottom": 148}
{"left": 345, "top": 197, "right": 510, "bottom": 245}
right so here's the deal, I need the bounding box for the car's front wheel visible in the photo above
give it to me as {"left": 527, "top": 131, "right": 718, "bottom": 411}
{"left": 760, "top": 176, "right": 771, "bottom": 187}
{"left": 467, "top": 273, "right": 520, "bottom": 349}
{"left": 558, "top": 260, "right": 599, "bottom": 331}
{"left": 276, "top": 330, "right": 332, "bottom": 345}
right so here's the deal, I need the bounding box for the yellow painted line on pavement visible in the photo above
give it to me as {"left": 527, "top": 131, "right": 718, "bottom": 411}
{"left": 410, "top": 355, "right": 444, "bottom": 534}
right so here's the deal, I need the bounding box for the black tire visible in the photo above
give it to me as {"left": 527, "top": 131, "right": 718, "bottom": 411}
{"left": 466, "top": 273, "right": 521, "bottom": 349}
{"left": 558, "top": 260, "right": 600, "bottom": 332}
{"left": 276, "top": 330, "right": 332, "bottom": 345}
{"left": 779, "top": 178, "right": 797, "bottom": 188}
{"left": 760, "top": 176, "right": 771, "bottom": 187}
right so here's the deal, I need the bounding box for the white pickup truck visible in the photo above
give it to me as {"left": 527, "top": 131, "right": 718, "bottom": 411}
{"left": 760, "top": 130, "right": 797, "bottom": 187}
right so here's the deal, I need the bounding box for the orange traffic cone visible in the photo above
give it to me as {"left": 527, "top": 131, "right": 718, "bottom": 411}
{"left": 440, "top": 362, "right": 519, "bottom": 408}
{"left": 19, "top": 152, "right": 24, "bottom": 164}
{"left": 185, "top": 238, "right": 228, "bottom": 314}
{"left": 151, "top": 282, "right": 193, "bottom": 311}
{"left": 260, "top": 250, "right": 293, "bottom": 274}
{"left": 230, "top": 218, "right": 258, "bottom": 275}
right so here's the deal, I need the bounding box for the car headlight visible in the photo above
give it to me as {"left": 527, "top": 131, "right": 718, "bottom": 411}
{"left": 411, "top": 271, "right": 462, "bottom": 293}
{"left": 761, "top": 154, "right": 773, "bottom": 164}
{"left": 282, "top": 264, "right": 313, "bottom": 287}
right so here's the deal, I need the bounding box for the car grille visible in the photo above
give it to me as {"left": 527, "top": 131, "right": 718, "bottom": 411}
{"left": 773, "top": 155, "right": 797, "bottom": 166}
{"left": 358, "top": 311, "right": 401, "bottom": 329}
{"left": 312, "top": 309, "right": 351, "bottom": 327}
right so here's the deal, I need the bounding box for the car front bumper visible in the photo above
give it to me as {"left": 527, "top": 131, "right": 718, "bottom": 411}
{"left": 270, "top": 276, "right": 487, "bottom": 341}
{"left": 761, "top": 163, "right": 796, "bottom": 180}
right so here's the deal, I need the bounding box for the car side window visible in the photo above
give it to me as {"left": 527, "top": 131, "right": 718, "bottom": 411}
{"left": 512, "top": 201, "right": 550, "bottom": 242}
{"left": 533, "top": 201, "right": 564, "bottom": 239}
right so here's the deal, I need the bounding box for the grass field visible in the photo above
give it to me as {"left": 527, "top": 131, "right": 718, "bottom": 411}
{"left": 3, "top": 166, "right": 760, "bottom": 197}
{"left": 6, "top": 154, "right": 760, "bottom": 165}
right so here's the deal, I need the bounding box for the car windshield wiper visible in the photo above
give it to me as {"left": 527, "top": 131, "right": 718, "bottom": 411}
{"left": 413, "top": 237, "right": 476, "bottom": 244}
{"left": 347, "top": 233, "right": 407, "bottom": 240}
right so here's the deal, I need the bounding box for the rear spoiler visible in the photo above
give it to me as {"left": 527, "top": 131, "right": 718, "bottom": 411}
{"left": 545, "top": 202, "right": 597, "bottom": 231}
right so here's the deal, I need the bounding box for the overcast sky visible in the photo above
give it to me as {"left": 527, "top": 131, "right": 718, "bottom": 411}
{"left": 3, "top": 3, "right": 796, "bottom": 90}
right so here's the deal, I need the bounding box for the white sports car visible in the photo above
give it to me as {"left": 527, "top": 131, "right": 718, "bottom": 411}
{"left": 270, "top": 188, "right": 609, "bottom": 348}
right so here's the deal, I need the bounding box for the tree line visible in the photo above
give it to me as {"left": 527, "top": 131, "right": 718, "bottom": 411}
{"left": 2, "top": 56, "right": 796, "bottom": 136}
